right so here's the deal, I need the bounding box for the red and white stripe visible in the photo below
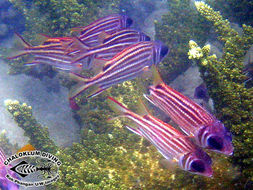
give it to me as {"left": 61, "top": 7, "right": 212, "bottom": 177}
{"left": 70, "top": 41, "right": 163, "bottom": 99}
{"left": 145, "top": 83, "right": 215, "bottom": 136}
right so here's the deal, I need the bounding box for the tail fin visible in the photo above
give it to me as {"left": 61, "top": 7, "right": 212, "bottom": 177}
{"left": 68, "top": 73, "right": 90, "bottom": 100}
{"left": 7, "top": 33, "right": 32, "bottom": 59}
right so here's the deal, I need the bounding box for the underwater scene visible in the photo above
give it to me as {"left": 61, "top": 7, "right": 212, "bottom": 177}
{"left": 0, "top": 0, "right": 252, "bottom": 189}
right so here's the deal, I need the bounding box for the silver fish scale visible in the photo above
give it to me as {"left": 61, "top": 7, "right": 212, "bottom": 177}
{"left": 16, "top": 164, "right": 37, "bottom": 174}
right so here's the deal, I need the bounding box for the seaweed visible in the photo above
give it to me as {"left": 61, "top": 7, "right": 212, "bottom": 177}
{"left": 189, "top": 1, "right": 253, "bottom": 186}
{"left": 154, "top": 0, "right": 211, "bottom": 83}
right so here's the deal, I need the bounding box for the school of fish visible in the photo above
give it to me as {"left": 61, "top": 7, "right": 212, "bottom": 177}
{"left": 3, "top": 14, "right": 233, "bottom": 187}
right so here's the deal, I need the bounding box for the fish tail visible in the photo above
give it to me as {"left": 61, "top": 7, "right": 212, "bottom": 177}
{"left": 68, "top": 80, "right": 90, "bottom": 110}
{"left": 7, "top": 33, "right": 32, "bottom": 59}
{"left": 69, "top": 73, "right": 90, "bottom": 98}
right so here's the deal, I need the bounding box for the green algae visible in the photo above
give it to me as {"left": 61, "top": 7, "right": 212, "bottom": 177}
{"left": 189, "top": 1, "right": 253, "bottom": 186}
{"left": 154, "top": 0, "right": 211, "bottom": 83}
{"left": 206, "top": 0, "right": 253, "bottom": 27}
{"left": 9, "top": 0, "right": 120, "bottom": 37}
{"left": 4, "top": 99, "right": 58, "bottom": 154}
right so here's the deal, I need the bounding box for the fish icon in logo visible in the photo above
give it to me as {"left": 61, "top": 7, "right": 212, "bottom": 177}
{"left": 10, "top": 160, "right": 54, "bottom": 178}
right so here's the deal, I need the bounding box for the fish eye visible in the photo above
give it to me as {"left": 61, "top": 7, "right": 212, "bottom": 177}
{"left": 160, "top": 45, "right": 168, "bottom": 58}
{"left": 191, "top": 160, "right": 205, "bottom": 173}
{"left": 156, "top": 84, "right": 163, "bottom": 89}
{"left": 145, "top": 35, "right": 151, "bottom": 41}
{"left": 126, "top": 17, "right": 133, "bottom": 27}
{"left": 207, "top": 136, "right": 223, "bottom": 150}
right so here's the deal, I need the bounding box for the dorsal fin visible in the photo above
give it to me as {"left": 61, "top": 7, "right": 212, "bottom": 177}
{"left": 14, "top": 33, "right": 31, "bottom": 48}
{"left": 136, "top": 98, "right": 150, "bottom": 116}
{"left": 107, "top": 96, "right": 129, "bottom": 115}
{"left": 35, "top": 33, "right": 50, "bottom": 45}
{"left": 72, "top": 36, "right": 89, "bottom": 50}
{"left": 92, "top": 58, "right": 109, "bottom": 74}
{"left": 151, "top": 65, "right": 163, "bottom": 86}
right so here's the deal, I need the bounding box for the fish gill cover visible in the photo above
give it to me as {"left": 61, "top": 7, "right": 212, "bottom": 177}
{"left": 0, "top": 0, "right": 252, "bottom": 189}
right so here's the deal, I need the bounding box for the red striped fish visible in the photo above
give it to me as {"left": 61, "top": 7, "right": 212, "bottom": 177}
{"left": 70, "top": 29, "right": 151, "bottom": 65}
{"left": 7, "top": 33, "right": 72, "bottom": 60}
{"left": 144, "top": 68, "right": 233, "bottom": 155}
{"left": 107, "top": 97, "right": 213, "bottom": 177}
{"left": 7, "top": 34, "right": 85, "bottom": 71}
{"left": 73, "top": 14, "right": 133, "bottom": 47}
{"left": 68, "top": 41, "right": 168, "bottom": 109}
{"left": 27, "top": 53, "right": 85, "bottom": 72}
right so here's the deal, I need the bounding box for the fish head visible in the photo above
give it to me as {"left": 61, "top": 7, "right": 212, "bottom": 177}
{"left": 153, "top": 41, "right": 169, "bottom": 65}
{"left": 121, "top": 15, "right": 133, "bottom": 28}
{"left": 181, "top": 148, "right": 213, "bottom": 177}
{"left": 204, "top": 120, "right": 233, "bottom": 156}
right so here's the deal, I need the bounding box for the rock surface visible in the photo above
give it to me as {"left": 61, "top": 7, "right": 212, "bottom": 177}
{"left": 0, "top": 60, "right": 80, "bottom": 147}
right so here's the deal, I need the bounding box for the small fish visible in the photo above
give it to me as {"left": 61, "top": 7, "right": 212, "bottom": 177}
{"left": 70, "top": 29, "right": 151, "bottom": 65}
{"left": 144, "top": 68, "right": 233, "bottom": 155}
{"left": 73, "top": 14, "right": 133, "bottom": 47}
{"left": 7, "top": 33, "right": 71, "bottom": 60}
{"left": 68, "top": 41, "right": 168, "bottom": 109}
{"left": 26, "top": 52, "right": 85, "bottom": 72}
{"left": 194, "top": 83, "right": 209, "bottom": 102}
{"left": 107, "top": 97, "right": 213, "bottom": 177}
{"left": 0, "top": 148, "right": 19, "bottom": 190}
{"left": 8, "top": 34, "right": 85, "bottom": 72}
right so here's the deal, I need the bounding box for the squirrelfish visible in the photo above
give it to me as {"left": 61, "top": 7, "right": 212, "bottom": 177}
{"left": 68, "top": 41, "right": 168, "bottom": 108}
{"left": 73, "top": 14, "right": 133, "bottom": 47}
{"left": 70, "top": 29, "right": 151, "bottom": 66}
{"left": 107, "top": 97, "right": 213, "bottom": 177}
{"left": 8, "top": 34, "right": 85, "bottom": 72}
{"left": 0, "top": 148, "right": 19, "bottom": 190}
{"left": 7, "top": 33, "right": 72, "bottom": 59}
{"left": 144, "top": 68, "right": 234, "bottom": 155}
